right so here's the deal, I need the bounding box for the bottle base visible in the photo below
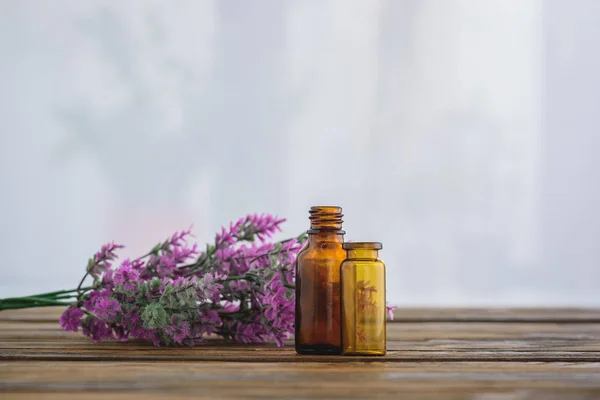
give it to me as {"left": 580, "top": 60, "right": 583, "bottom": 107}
{"left": 295, "top": 344, "right": 341, "bottom": 355}
{"left": 341, "top": 349, "right": 386, "bottom": 356}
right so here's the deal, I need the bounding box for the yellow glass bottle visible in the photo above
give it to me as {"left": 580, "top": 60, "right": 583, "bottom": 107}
{"left": 340, "top": 242, "right": 386, "bottom": 356}
{"left": 295, "top": 206, "right": 346, "bottom": 354}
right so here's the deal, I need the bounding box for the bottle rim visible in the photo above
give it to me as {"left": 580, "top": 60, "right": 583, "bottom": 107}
{"left": 343, "top": 241, "right": 382, "bottom": 250}
{"left": 309, "top": 205, "right": 342, "bottom": 213}
{"left": 309, "top": 206, "right": 343, "bottom": 220}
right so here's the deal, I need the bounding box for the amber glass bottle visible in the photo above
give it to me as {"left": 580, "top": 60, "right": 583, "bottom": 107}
{"left": 295, "top": 206, "right": 346, "bottom": 354}
{"left": 340, "top": 242, "right": 386, "bottom": 356}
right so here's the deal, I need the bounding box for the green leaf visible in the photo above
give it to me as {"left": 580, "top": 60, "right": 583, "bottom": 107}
{"left": 141, "top": 303, "right": 167, "bottom": 330}
{"left": 297, "top": 232, "right": 308, "bottom": 243}
{"left": 86, "top": 258, "right": 95, "bottom": 273}
{"left": 150, "top": 242, "right": 163, "bottom": 255}
{"left": 149, "top": 278, "right": 162, "bottom": 291}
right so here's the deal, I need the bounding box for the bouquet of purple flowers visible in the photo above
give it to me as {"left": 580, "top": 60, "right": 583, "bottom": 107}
{"left": 1, "top": 214, "right": 306, "bottom": 347}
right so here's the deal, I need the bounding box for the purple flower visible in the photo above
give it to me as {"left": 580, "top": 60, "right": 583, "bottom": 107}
{"left": 165, "top": 316, "right": 190, "bottom": 344}
{"left": 215, "top": 224, "right": 239, "bottom": 248}
{"left": 168, "top": 228, "right": 194, "bottom": 247}
{"left": 214, "top": 247, "right": 235, "bottom": 274}
{"left": 101, "top": 269, "right": 114, "bottom": 291}
{"left": 60, "top": 307, "right": 84, "bottom": 332}
{"left": 214, "top": 214, "right": 284, "bottom": 247}
{"left": 88, "top": 242, "right": 125, "bottom": 276}
{"left": 202, "top": 309, "right": 221, "bottom": 325}
{"left": 130, "top": 323, "right": 154, "bottom": 342}
{"left": 114, "top": 260, "right": 140, "bottom": 292}
{"left": 148, "top": 330, "right": 162, "bottom": 346}
{"left": 386, "top": 303, "right": 397, "bottom": 320}
{"left": 273, "top": 333, "right": 286, "bottom": 347}
{"left": 83, "top": 289, "right": 108, "bottom": 310}
{"left": 259, "top": 275, "right": 294, "bottom": 341}
{"left": 62, "top": 214, "right": 306, "bottom": 347}
{"left": 227, "top": 280, "right": 251, "bottom": 294}
{"left": 130, "top": 258, "right": 145, "bottom": 270}
{"left": 220, "top": 301, "right": 240, "bottom": 313}
{"left": 113, "top": 325, "right": 129, "bottom": 342}
{"left": 95, "top": 241, "right": 125, "bottom": 263}
{"left": 122, "top": 307, "right": 141, "bottom": 330}
{"left": 82, "top": 317, "right": 114, "bottom": 342}
{"left": 163, "top": 229, "right": 199, "bottom": 265}
{"left": 191, "top": 309, "right": 221, "bottom": 337}
{"left": 171, "top": 243, "right": 198, "bottom": 264}
{"left": 234, "top": 322, "right": 264, "bottom": 344}
{"left": 157, "top": 255, "right": 177, "bottom": 278}
{"left": 93, "top": 297, "right": 122, "bottom": 322}
{"left": 247, "top": 213, "right": 284, "bottom": 242}
{"left": 199, "top": 272, "right": 224, "bottom": 302}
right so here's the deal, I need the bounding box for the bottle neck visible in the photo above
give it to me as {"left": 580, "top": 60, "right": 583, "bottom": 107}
{"left": 308, "top": 232, "right": 344, "bottom": 244}
{"left": 306, "top": 205, "right": 344, "bottom": 245}
{"left": 346, "top": 249, "right": 379, "bottom": 260}
{"left": 307, "top": 206, "right": 344, "bottom": 234}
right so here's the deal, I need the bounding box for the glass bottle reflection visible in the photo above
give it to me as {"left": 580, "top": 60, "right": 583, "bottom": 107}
{"left": 295, "top": 206, "right": 345, "bottom": 354}
{"left": 340, "top": 242, "right": 386, "bottom": 356}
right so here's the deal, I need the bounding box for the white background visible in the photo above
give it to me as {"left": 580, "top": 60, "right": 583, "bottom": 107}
{"left": 1, "top": 0, "right": 599, "bottom": 306}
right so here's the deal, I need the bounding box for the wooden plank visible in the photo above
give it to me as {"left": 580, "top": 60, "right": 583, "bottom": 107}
{"left": 0, "top": 307, "right": 64, "bottom": 322}
{"left": 1, "top": 361, "right": 600, "bottom": 400}
{"left": 2, "top": 319, "right": 600, "bottom": 362}
{"left": 2, "top": 307, "right": 600, "bottom": 323}
{"left": 4, "top": 320, "right": 600, "bottom": 340}
{"left": 3, "top": 320, "right": 600, "bottom": 344}
{"left": 2, "top": 327, "right": 600, "bottom": 362}
{"left": 2, "top": 308, "right": 600, "bottom": 399}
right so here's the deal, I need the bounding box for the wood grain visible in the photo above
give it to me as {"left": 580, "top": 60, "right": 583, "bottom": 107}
{"left": 1, "top": 307, "right": 600, "bottom": 399}
{"left": 2, "top": 307, "right": 599, "bottom": 323}
{"left": 2, "top": 361, "right": 600, "bottom": 400}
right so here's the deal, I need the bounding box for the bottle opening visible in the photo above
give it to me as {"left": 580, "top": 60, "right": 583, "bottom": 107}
{"left": 342, "top": 242, "right": 382, "bottom": 250}
{"left": 309, "top": 205, "right": 342, "bottom": 215}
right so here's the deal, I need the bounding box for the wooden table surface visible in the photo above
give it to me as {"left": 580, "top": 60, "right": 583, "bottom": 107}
{"left": 2, "top": 307, "right": 600, "bottom": 399}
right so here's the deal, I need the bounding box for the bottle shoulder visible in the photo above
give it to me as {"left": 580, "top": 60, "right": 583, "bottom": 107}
{"left": 296, "top": 241, "right": 346, "bottom": 263}
{"left": 296, "top": 242, "right": 310, "bottom": 257}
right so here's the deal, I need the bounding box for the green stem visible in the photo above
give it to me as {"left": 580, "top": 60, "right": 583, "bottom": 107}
{"left": 34, "top": 287, "right": 93, "bottom": 298}
{"left": 222, "top": 275, "right": 247, "bottom": 282}
{"left": 0, "top": 296, "right": 73, "bottom": 310}
{"left": 178, "top": 245, "right": 214, "bottom": 270}
{"left": 0, "top": 286, "right": 93, "bottom": 312}
{"left": 0, "top": 302, "right": 71, "bottom": 311}
{"left": 45, "top": 294, "right": 79, "bottom": 301}
{"left": 1, "top": 294, "right": 75, "bottom": 303}
{"left": 76, "top": 272, "right": 89, "bottom": 299}
{"left": 1, "top": 287, "right": 93, "bottom": 301}
{"left": 135, "top": 250, "right": 154, "bottom": 261}
{"left": 0, "top": 302, "right": 66, "bottom": 308}
{"left": 2, "top": 296, "right": 73, "bottom": 305}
